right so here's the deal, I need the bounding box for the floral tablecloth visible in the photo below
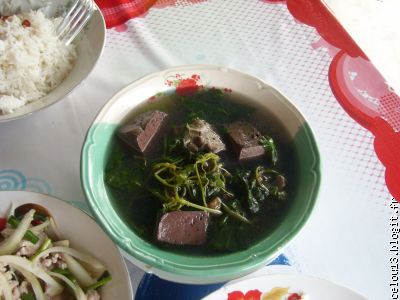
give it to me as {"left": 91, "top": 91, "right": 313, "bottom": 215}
{"left": 1, "top": 0, "right": 399, "bottom": 299}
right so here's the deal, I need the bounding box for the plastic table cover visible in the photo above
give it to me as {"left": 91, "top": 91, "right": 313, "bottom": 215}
{"left": 1, "top": 0, "right": 399, "bottom": 299}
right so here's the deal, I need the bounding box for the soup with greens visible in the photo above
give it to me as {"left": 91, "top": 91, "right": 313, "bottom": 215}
{"left": 105, "top": 88, "right": 296, "bottom": 254}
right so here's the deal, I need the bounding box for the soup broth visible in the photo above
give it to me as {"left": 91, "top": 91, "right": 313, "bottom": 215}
{"left": 105, "top": 89, "right": 298, "bottom": 255}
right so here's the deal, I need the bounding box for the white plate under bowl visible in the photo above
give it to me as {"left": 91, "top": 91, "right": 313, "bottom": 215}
{"left": 0, "top": 190, "right": 133, "bottom": 299}
{"left": 0, "top": 0, "right": 106, "bottom": 122}
{"left": 202, "top": 273, "right": 367, "bottom": 300}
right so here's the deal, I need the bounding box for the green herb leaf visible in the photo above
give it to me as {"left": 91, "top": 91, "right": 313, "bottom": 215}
{"left": 208, "top": 216, "right": 251, "bottom": 251}
{"left": 221, "top": 202, "right": 251, "bottom": 224}
{"left": 152, "top": 152, "right": 227, "bottom": 215}
{"left": 259, "top": 135, "right": 278, "bottom": 166}
{"left": 180, "top": 89, "right": 253, "bottom": 124}
{"left": 233, "top": 170, "right": 260, "bottom": 214}
{"left": 105, "top": 144, "right": 148, "bottom": 192}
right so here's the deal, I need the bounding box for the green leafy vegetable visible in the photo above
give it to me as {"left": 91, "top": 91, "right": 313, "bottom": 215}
{"left": 232, "top": 166, "right": 287, "bottom": 215}
{"left": 259, "top": 135, "right": 278, "bottom": 166}
{"left": 152, "top": 152, "right": 230, "bottom": 215}
{"left": 180, "top": 89, "right": 253, "bottom": 124}
{"left": 221, "top": 201, "right": 251, "bottom": 224}
{"left": 105, "top": 144, "right": 149, "bottom": 192}
{"left": 208, "top": 216, "right": 251, "bottom": 251}
{"left": 233, "top": 170, "right": 261, "bottom": 214}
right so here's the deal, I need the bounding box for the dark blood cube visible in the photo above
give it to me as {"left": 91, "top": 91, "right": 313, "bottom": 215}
{"left": 225, "top": 120, "right": 265, "bottom": 161}
{"left": 118, "top": 110, "right": 168, "bottom": 154}
{"left": 156, "top": 211, "right": 209, "bottom": 245}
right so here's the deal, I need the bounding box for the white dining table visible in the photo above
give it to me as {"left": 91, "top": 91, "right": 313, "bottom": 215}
{"left": 1, "top": 0, "right": 398, "bottom": 299}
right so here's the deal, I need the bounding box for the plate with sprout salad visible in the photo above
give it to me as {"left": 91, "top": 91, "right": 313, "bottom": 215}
{"left": 0, "top": 191, "right": 132, "bottom": 300}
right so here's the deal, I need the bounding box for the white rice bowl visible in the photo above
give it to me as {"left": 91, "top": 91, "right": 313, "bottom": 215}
{"left": 0, "top": 10, "right": 77, "bottom": 114}
{"left": 0, "top": 1, "right": 106, "bottom": 122}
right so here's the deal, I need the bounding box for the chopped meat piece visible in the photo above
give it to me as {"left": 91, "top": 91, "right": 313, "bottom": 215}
{"left": 40, "top": 253, "right": 67, "bottom": 270}
{"left": 225, "top": 121, "right": 265, "bottom": 161}
{"left": 118, "top": 110, "right": 168, "bottom": 154}
{"left": 86, "top": 289, "right": 101, "bottom": 300}
{"left": 275, "top": 174, "right": 286, "bottom": 190}
{"left": 183, "top": 118, "right": 225, "bottom": 153}
{"left": 12, "top": 284, "right": 20, "bottom": 300}
{"left": 51, "top": 291, "right": 75, "bottom": 300}
{"left": 207, "top": 197, "right": 222, "bottom": 210}
{"left": 156, "top": 211, "right": 209, "bottom": 245}
{"left": 18, "top": 280, "right": 29, "bottom": 297}
{"left": 15, "top": 232, "right": 46, "bottom": 257}
{"left": 1, "top": 226, "right": 15, "bottom": 238}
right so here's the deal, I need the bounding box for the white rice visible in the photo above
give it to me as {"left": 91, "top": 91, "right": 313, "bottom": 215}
{"left": 0, "top": 10, "right": 77, "bottom": 114}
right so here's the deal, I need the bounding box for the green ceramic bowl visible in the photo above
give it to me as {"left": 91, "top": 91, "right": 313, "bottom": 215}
{"left": 81, "top": 65, "right": 320, "bottom": 284}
